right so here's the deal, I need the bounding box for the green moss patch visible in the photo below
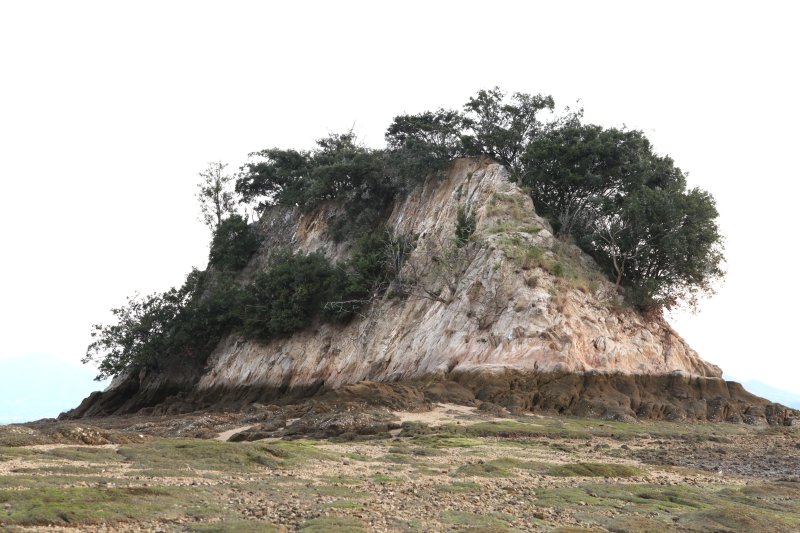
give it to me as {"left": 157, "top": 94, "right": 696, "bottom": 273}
{"left": 371, "top": 473, "right": 403, "bottom": 484}
{"left": 9, "top": 465, "right": 108, "bottom": 476}
{"left": 0, "top": 447, "right": 40, "bottom": 461}
{"left": 455, "top": 461, "right": 512, "bottom": 478}
{"left": 320, "top": 475, "right": 362, "bottom": 485}
{"left": 546, "top": 462, "right": 641, "bottom": 478}
{"left": 440, "top": 509, "right": 513, "bottom": 530}
{"left": 0, "top": 474, "right": 123, "bottom": 490}
{"left": 680, "top": 504, "right": 800, "bottom": 532}
{"left": 118, "top": 439, "right": 255, "bottom": 474}
{"left": 309, "top": 485, "right": 369, "bottom": 498}
{"left": 465, "top": 420, "right": 547, "bottom": 438}
{"left": 300, "top": 516, "right": 366, "bottom": 532}
{"left": 485, "top": 221, "right": 541, "bottom": 235}
{"left": 408, "top": 434, "right": 482, "bottom": 448}
{"left": 0, "top": 486, "right": 218, "bottom": 526}
{"left": 117, "top": 438, "right": 333, "bottom": 475}
{"left": 45, "top": 446, "right": 123, "bottom": 463}
{"left": 188, "top": 519, "right": 283, "bottom": 532}
{"left": 435, "top": 481, "right": 481, "bottom": 493}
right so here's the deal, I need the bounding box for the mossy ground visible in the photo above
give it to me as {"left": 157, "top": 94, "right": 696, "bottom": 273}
{"left": 1, "top": 411, "right": 797, "bottom": 532}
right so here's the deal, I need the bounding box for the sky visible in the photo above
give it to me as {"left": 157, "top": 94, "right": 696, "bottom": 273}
{"left": 1, "top": 1, "right": 798, "bottom": 423}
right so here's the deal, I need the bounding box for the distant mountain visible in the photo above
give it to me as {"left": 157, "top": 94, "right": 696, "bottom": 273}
{"left": 738, "top": 379, "right": 800, "bottom": 409}
{"left": 0, "top": 353, "right": 109, "bottom": 424}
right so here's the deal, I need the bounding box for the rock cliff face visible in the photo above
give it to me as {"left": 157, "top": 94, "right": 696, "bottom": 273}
{"left": 65, "top": 159, "right": 796, "bottom": 425}
{"left": 202, "top": 159, "right": 719, "bottom": 390}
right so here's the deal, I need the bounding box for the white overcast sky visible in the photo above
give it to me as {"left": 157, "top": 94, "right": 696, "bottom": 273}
{"left": 1, "top": 0, "right": 798, "bottom": 413}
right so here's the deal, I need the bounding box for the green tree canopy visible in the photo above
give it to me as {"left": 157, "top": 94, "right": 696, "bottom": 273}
{"left": 236, "top": 132, "right": 393, "bottom": 241}
{"left": 384, "top": 88, "right": 557, "bottom": 182}
{"left": 522, "top": 123, "right": 723, "bottom": 309}
{"left": 521, "top": 125, "right": 682, "bottom": 235}
{"left": 208, "top": 214, "right": 260, "bottom": 272}
{"left": 235, "top": 148, "right": 310, "bottom": 209}
{"left": 83, "top": 269, "right": 207, "bottom": 380}
{"left": 461, "top": 87, "right": 555, "bottom": 176}
{"left": 235, "top": 132, "right": 388, "bottom": 210}
{"left": 196, "top": 161, "right": 237, "bottom": 231}
{"left": 385, "top": 108, "right": 466, "bottom": 181}
{"left": 588, "top": 186, "right": 724, "bottom": 309}
{"left": 243, "top": 252, "right": 335, "bottom": 339}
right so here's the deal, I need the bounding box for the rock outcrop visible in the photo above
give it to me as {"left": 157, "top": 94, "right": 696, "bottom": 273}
{"left": 64, "top": 159, "right": 796, "bottom": 425}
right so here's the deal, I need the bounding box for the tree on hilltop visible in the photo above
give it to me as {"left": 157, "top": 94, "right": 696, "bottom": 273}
{"left": 461, "top": 87, "right": 555, "bottom": 177}
{"left": 522, "top": 123, "right": 724, "bottom": 310}
{"left": 197, "top": 161, "right": 237, "bottom": 232}
{"left": 385, "top": 108, "right": 466, "bottom": 181}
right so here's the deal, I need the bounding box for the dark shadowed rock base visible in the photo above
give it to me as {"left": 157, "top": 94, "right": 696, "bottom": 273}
{"left": 61, "top": 369, "right": 797, "bottom": 427}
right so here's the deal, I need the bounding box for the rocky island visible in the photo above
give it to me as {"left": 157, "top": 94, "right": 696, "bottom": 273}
{"left": 2, "top": 89, "right": 797, "bottom": 532}
{"left": 67, "top": 158, "right": 792, "bottom": 428}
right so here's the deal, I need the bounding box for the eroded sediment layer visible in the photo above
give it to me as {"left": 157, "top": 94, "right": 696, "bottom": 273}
{"left": 64, "top": 370, "right": 797, "bottom": 427}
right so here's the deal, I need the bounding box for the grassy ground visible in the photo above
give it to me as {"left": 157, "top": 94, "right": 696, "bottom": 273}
{"left": 1, "top": 409, "right": 798, "bottom": 532}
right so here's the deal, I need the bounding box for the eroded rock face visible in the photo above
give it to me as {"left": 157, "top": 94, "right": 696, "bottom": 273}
{"left": 199, "top": 159, "right": 720, "bottom": 395}
{"left": 65, "top": 158, "right": 793, "bottom": 424}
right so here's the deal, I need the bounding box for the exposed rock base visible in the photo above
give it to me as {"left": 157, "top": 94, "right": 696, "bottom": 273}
{"left": 62, "top": 370, "right": 797, "bottom": 427}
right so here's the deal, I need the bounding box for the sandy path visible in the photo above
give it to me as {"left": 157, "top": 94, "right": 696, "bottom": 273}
{"left": 215, "top": 425, "right": 253, "bottom": 441}
{"left": 391, "top": 402, "right": 529, "bottom": 425}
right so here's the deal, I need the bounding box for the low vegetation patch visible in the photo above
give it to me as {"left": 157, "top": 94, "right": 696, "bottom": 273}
{"left": 440, "top": 509, "right": 512, "bottom": 529}
{"left": 0, "top": 446, "right": 40, "bottom": 461}
{"left": 485, "top": 191, "right": 530, "bottom": 221}
{"left": 1, "top": 412, "right": 797, "bottom": 531}
{"left": 115, "top": 438, "right": 332, "bottom": 475}
{"left": 455, "top": 456, "right": 546, "bottom": 478}
{"left": 485, "top": 220, "right": 541, "bottom": 235}
{"left": 435, "top": 481, "right": 481, "bottom": 493}
{"left": 407, "top": 434, "right": 482, "bottom": 448}
{"left": 546, "top": 462, "right": 641, "bottom": 478}
{"left": 45, "top": 446, "right": 122, "bottom": 463}
{"left": 188, "top": 520, "right": 283, "bottom": 532}
{"left": 300, "top": 516, "right": 366, "bottom": 532}
{"left": 0, "top": 486, "right": 217, "bottom": 526}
